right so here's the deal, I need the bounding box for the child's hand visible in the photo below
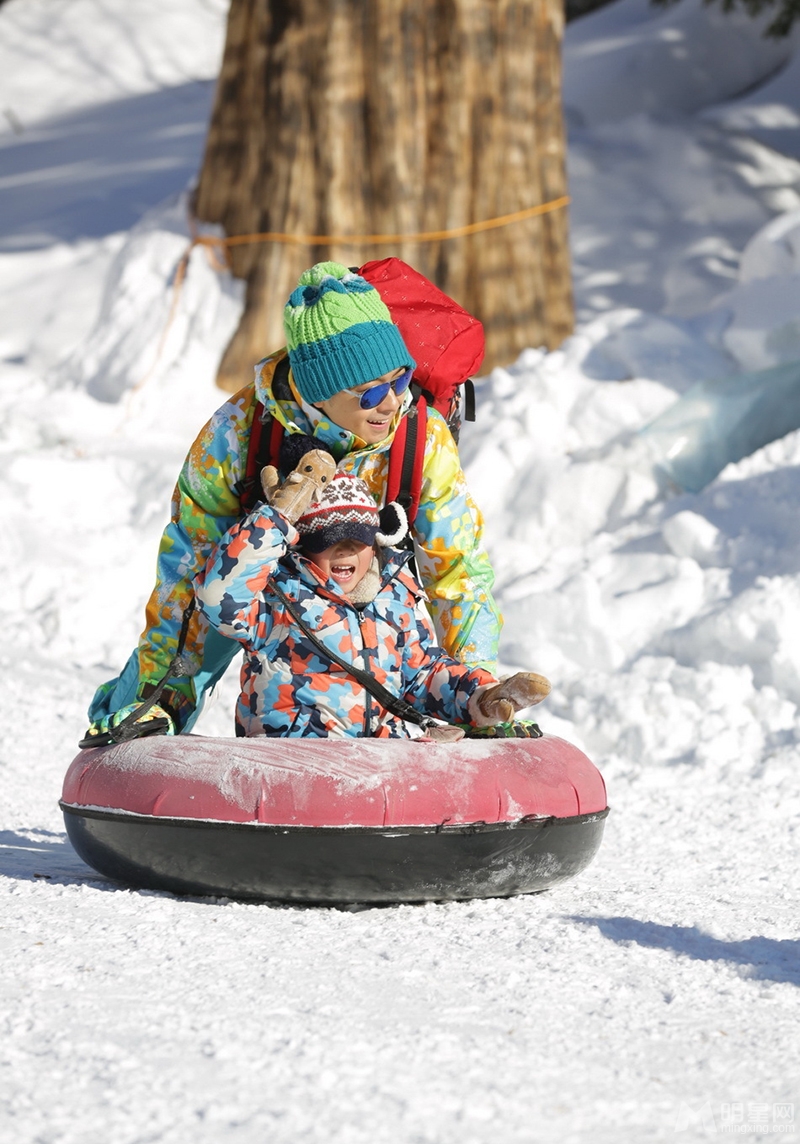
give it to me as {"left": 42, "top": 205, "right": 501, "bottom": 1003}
{"left": 260, "top": 450, "right": 337, "bottom": 523}
{"left": 472, "top": 672, "right": 551, "bottom": 726}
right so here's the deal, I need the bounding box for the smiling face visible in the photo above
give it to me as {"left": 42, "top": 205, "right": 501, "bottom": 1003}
{"left": 314, "top": 367, "right": 407, "bottom": 444}
{"left": 304, "top": 539, "right": 374, "bottom": 594}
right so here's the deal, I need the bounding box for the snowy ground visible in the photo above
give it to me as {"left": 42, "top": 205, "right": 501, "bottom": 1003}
{"left": 1, "top": 0, "right": 799, "bottom": 1140}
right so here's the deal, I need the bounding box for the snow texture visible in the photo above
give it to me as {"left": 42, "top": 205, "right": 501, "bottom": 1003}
{"left": 1, "top": 0, "right": 799, "bottom": 1140}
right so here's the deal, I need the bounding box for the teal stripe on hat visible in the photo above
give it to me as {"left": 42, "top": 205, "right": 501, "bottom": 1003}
{"left": 289, "top": 321, "right": 415, "bottom": 405}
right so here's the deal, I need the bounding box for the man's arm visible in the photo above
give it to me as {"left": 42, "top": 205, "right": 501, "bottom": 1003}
{"left": 411, "top": 409, "right": 503, "bottom": 671}
{"left": 133, "top": 386, "right": 258, "bottom": 724}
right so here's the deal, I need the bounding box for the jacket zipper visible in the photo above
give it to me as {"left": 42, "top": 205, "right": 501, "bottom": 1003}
{"left": 289, "top": 553, "right": 416, "bottom": 737}
{"left": 357, "top": 611, "right": 373, "bottom": 737}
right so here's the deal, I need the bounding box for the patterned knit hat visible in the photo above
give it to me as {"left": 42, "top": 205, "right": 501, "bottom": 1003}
{"left": 297, "top": 473, "right": 408, "bottom": 554}
{"left": 284, "top": 262, "right": 415, "bottom": 405}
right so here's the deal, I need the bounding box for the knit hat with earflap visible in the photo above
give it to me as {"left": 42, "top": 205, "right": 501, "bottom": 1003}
{"left": 284, "top": 262, "right": 415, "bottom": 405}
{"left": 296, "top": 473, "right": 408, "bottom": 554}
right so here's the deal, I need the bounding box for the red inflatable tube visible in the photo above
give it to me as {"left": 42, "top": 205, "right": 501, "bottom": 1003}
{"left": 61, "top": 734, "right": 609, "bottom": 904}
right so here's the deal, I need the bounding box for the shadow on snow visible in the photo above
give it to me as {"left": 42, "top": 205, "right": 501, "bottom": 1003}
{"left": 0, "top": 826, "right": 104, "bottom": 885}
{"left": 572, "top": 914, "right": 800, "bottom": 986}
{"left": 0, "top": 81, "right": 214, "bottom": 252}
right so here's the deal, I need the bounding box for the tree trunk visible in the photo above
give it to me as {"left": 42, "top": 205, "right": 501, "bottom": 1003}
{"left": 195, "top": 0, "right": 573, "bottom": 391}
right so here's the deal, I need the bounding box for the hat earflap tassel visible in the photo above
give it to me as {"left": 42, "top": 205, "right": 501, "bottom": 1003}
{"left": 375, "top": 501, "right": 408, "bottom": 547}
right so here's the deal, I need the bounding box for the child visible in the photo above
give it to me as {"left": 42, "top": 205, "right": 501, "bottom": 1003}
{"left": 84, "top": 260, "right": 502, "bottom": 744}
{"left": 194, "top": 469, "right": 548, "bottom": 740}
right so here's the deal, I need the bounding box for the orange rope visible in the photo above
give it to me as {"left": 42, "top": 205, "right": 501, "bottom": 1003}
{"left": 194, "top": 194, "right": 571, "bottom": 253}
{"left": 131, "top": 193, "right": 570, "bottom": 395}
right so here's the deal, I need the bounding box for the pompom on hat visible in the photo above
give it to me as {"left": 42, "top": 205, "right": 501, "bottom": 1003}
{"left": 284, "top": 262, "right": 415, "bottom": 405}
{"left": 296, "top": 473, "right": 408, "bottom": 554}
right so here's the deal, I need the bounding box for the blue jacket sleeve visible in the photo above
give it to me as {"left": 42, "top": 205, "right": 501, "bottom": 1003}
{"left": 134, "top": 386, "right": 257, "bottom": 715}
{"left": 397, "top": 596, "right": 496, "bottom": 725}
{"left": 410, "top": 408, "right": 503, "bottom": 671}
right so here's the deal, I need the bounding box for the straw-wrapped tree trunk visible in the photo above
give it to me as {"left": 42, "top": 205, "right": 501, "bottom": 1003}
{"left": 195, "top": 0, "right": 573, "bottom": 390}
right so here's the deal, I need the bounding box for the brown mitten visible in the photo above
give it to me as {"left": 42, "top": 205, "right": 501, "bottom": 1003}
{"left": 260, "top": 450, "right": 337, "bottom": 524}
{"left": 472, "top": 672, "right": 551, "bottom": 727}
{"left": 260, "top": 465, "right": 280, "bottom": 503}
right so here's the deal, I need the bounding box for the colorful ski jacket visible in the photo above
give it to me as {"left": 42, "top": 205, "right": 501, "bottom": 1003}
{"left": 95, "top": 351, "right": 502, "bottom": 729}
{"left": 194, "top": 504, "right": 495, "bottom": 738}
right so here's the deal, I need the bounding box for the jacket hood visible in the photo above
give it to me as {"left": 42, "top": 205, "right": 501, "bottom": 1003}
{"left": 254, "top": 353, "right": 411, "bottom": 464}
{"left": 282, "top": 544, "right": 417, "bottom": 605}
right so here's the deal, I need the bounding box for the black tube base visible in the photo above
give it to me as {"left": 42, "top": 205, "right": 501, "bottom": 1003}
{"left": 61, "top": 804, "right": 609, "bottom": 904}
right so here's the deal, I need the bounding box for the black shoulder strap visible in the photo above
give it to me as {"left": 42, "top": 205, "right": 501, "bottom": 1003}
{"left": 397, "top": 401, "right": 420, "bottom": 515}
{"left": 463, "top": 378, "right": 476, "bottom": 423}
{"left": 78, "top": 597, "right": 197, "bottom": 748}
{"left": 269, "top": 580, "right": 433, "bottom": 731}
{"left": 241, "top": 357, "right": 291, "bottom": 513}
{"left": 271, "top": 354, "right": 293, "bottom": 402}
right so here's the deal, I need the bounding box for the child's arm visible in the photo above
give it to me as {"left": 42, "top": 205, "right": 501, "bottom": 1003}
{"left": 396, "top": 602, "right": 494, "bottom": 724}
{"left": 194, "top": 505, "right": 297, "bottom": 644}
{"left": 399, "top": 605, "right": 549, "bottom": 727}
{"left": 405, "top": 655, "right": 496, "bottom": 727}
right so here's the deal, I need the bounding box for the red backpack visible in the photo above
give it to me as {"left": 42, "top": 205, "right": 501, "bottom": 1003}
{"left": 242, "top": 258, "right": 485, "bottom": 522}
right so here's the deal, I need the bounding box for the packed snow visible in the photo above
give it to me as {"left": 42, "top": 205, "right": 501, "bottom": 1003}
{"left": 1, "top": 0, "right": 798, "bottom": 1141}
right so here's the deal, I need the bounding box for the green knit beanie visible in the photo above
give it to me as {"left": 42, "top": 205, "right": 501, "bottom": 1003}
{"left": 283, "top": 262, "right": 415, "bottom": 404}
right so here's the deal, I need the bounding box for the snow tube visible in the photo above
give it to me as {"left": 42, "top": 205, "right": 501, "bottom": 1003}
{"left": 60, "top": 735, "right": 608, "bottom": 904}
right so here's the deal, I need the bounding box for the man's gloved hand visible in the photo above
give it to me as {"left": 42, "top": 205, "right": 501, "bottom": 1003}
{"left": 261, "top": 449, "right": 337, "bottom": 524}
{"left": 80, "top": 702, "right": 176, "bottom": 748}
{"left": 471, "top": 672, "right": 551, "bottom": 727}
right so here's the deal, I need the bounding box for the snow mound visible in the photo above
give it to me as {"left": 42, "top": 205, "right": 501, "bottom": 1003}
{"left": 707, "top": 210, "right": 800, "bottom": 369}
{"left": 739, "top": 207, "right": 800, "bottom": 280}
{"left": 0, "top": 0, "right": 228, "bottom": 131}
{"left": 564, "top": 0, "right": 793, "bottom": 126}
{"left": 568, "top": 114, "right": 800, "bottom": 324}
{"left": 59, "top": 193, "right": 243, "bottom": 407}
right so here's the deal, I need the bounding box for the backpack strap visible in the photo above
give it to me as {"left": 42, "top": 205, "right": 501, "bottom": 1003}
{"left": 387, "top": 399, "right": 427, "bottom": 525}
{"left": 78, "top": 597, "right": 197, "bottom": 748}
{"left": 463, "top": 378, "right": 476, "bottom": 423}
{"left": 240, "top": 358, "right": 290, "bottom": 513}
{"left": 415, "top": 377, "right": 475, "bottom": 443}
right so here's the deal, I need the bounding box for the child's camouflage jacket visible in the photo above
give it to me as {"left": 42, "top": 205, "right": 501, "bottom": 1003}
{"left": 194, "top": 503, "right": 495, "bottom": 738}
